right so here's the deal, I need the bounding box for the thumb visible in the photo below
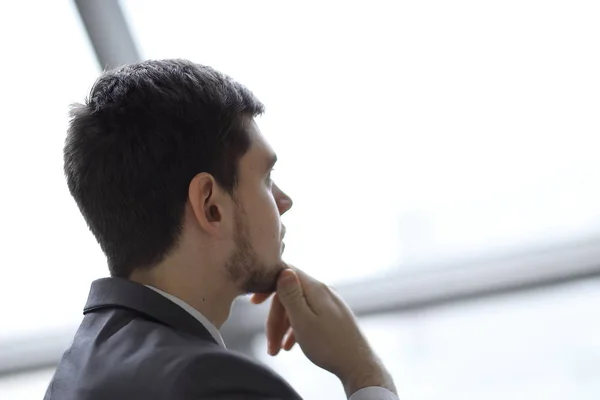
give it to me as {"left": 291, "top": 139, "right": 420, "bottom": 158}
{"left": 276, "top": 269, "right": 308, "bottom": 315}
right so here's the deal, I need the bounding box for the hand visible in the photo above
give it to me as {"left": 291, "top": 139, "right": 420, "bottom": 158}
{"left": 251, "top": 268, "right": 397, "bottom": 397}
{"left": 250, "top": 280, "right": 297, "bottom": 355}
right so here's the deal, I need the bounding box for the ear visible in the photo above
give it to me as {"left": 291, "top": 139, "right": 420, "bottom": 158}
{"left": 188, "top": 173, "right": 229, "bottom": 237}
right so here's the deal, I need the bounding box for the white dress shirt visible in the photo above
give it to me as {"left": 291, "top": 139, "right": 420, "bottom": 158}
{"left": 146, "top": 286, "right": 398, "bottom": 400}
{"left": 146, "top": 285, "right": 226, "bottom": 347}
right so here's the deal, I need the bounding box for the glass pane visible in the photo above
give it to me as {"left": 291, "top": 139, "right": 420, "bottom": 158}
{"left": 0, "top": 368, "right": 55, "bottom": 399}
{"left": 0, "top": 1, "right": 101, "bottom": 341}
{"left": 122, "top": 0, "right": 600, "bottom": 283}
{"left": 251, "top": 278, "right": 600, "bottom": 400}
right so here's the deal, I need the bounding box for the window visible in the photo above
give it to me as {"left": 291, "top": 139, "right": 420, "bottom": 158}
{"left": 2, "top": 1, "right": 598, "bottom": 396}
{"left": 122, "top": 0, "right": 600, "bottom": 284}
{"left": 0, "top": 0, "right": 102, "bottom": 343}
{"left": 252, "top": 278, "right": 600, "bottom": 400}
{"left": 121, "top": 4, "right": 600, "bottom": 398}
{"left": 0, "top": 368, "right": 56, "bottom": 400}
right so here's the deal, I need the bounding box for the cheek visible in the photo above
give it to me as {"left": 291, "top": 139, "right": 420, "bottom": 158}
{"left": 264, "top": 196, "right": 282, "bottom": 238}
{"left": 251, "top": 192, "right": 282, "bottom": 246}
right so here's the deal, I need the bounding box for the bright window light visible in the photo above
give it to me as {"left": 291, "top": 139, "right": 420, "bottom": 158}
{"left": 0, "top": 0, "right": 102, "bottom": 341}
{"left": 122, "top": 0, "right": 600, "bottom": 283}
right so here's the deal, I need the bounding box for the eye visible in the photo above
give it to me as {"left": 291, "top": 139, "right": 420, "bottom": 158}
{"left": 266, "top": 169, "right": 275, "bottom": 184}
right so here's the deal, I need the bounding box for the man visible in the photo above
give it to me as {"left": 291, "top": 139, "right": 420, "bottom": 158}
{"left": 45, "top": 59, "right": 398, "bottom": 400}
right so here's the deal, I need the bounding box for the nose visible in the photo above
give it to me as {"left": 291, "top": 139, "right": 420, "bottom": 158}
{"left": 274, "top": 184, "right": 293, "bottom": 215}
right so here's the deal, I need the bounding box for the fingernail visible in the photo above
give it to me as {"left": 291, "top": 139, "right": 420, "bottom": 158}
{"left": 280, "top": 270, "right": 295, "bottom": 284}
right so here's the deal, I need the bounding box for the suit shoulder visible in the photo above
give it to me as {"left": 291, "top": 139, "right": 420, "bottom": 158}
{"left": 174, "top": 348, "right": 301, "bottom": 399}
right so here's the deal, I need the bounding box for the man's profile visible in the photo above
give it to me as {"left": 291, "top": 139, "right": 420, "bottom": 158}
{"left": 45, "top": 59, "right": 397, "bottom": 400}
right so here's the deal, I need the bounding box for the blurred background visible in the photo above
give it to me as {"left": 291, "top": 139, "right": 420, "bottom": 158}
{"left": 1, "top": 0, "right": 599, "bottom": 399}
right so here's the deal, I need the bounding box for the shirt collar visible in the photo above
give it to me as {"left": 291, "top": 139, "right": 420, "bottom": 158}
{"left": 145, "top": 285, "right": 226, "bottom": 348}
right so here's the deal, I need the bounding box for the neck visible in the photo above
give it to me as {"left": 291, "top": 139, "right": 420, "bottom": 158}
{"left": 129, "top": 259, "right": 238, "bottom": 329}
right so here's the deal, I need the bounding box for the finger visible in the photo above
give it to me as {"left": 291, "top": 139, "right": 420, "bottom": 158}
{"left": 280, "top": 267, "right": 322, "bottom": 314}
{"left": 287, "top": 266, "right": 322, "bottom": 293}
{"left": 266, "top": 294, "right": 290, "bottom": 355}
{"left": 282, "top": 329, "right": 296, "bottom": 351}
{"left": 250, "top": 292, "right": 273, "bottom": 304}
{"left": 276, "top": 270, "right": 309, "bottom": 316}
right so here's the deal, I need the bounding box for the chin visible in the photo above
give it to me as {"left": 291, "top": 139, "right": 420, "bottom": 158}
{"left": 241, "top": 261, "right": 286, "bottom": 294}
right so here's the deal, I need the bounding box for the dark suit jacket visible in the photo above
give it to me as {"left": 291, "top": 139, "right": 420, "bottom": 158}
{"left": 44, "top": 278, "right": 303, "bottom": 400}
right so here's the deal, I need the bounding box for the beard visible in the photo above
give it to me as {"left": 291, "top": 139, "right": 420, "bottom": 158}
{"left": 224, "top": 204, "right": 285, "bottom": 294}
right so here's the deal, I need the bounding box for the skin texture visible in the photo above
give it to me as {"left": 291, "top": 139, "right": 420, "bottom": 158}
{"left": 129, "top": 116, "right": 292, "bottom": 328}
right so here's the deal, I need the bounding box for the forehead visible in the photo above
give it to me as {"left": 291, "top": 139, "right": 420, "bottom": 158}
{"left": 238, "top": 118, "right": 276, "bottom": 173}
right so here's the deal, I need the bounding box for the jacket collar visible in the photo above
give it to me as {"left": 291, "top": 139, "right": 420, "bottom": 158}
{"left": 84, "top": 277, "right": 217, "bottom": 345}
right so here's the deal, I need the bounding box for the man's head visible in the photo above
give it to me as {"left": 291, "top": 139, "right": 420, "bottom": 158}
{"left": 65, "top": 59, "right": 292, "bottom": 294}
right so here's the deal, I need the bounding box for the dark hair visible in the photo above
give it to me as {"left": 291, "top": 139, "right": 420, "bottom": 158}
{"left": 64, "top": 59, "right": 264, "bottom": 278}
